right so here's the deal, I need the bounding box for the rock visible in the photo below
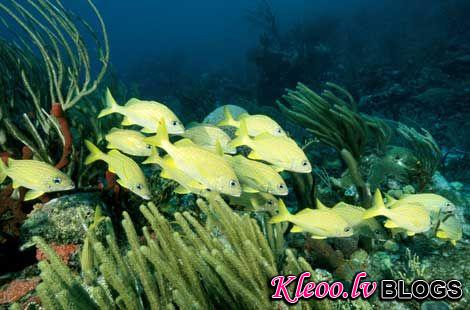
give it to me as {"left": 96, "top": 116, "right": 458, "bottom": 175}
{"left": 203, "top": 104, "right": 248, "bottom": 125}
{"left": 420, "top": 301, "right": 450, "bottom": 310}
{"left": 402, "top": 185, "right": 416, "bottom": 195}
{"left": 20, "top": 193, "right": 109, "bottom": 246}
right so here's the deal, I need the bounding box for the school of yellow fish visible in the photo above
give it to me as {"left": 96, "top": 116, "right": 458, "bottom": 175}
{"left": 0, "top": 88, "right": 461, "bottom": 246}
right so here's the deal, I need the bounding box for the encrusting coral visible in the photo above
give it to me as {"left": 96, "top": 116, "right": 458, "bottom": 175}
{"left": 34, "top": 195, "right": 332, "bottom": 309}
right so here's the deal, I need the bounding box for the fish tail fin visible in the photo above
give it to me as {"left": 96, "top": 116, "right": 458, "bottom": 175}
{"left": 98, "top": 88, "right": 120, "bottom": 118}
{"left": 143, "top": 119, "right": 171, "bottom": 150}
{"left": 84, "top": 140, "right": 105, "bottom": 165}
{"left": 363, "top": 189, "right": 389, "bottom": 219}
{"left": 217, "top": 106, "right": 239, "bottom": 127}
{"left": 268, "top": 199, "right": 291, "bottom": 224}
{"left": 0, "top": 159, "right": 7, "bottom": 184}
{"left": 142, "top": 147, "right": 163, "bottom": 166}
{"left": 229, "top": 119, "right": 251, "bottom": 148}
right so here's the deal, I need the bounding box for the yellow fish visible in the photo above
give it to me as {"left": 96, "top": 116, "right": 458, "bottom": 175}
{"left": 229, "top": 192, "right": 279, "bottom": 212}
{"left": 317, "top": 200, "right": 387, "bottom": 239}
{"left": 364, "top": 189, "right": 431, "bottom": 236}
{"left": 144, "top": 121, "right": 241, "bottom": 197}
{"left": 230, "top": 120, "right": 311, "bottom": 173}
{"left": 143, "top": 150, "right": 208, "bottom": 196}
{"left": 436, "top": 215, "right": 462, "bottom": 246}
{"left": 269, "top": 200, "right": 353, "bottom": 239}
{"left": 0, "top": 159, "right": 74, "bottom": 201}
{"left": 85, "top": 140, "right": 150, "bottom": 200}
{"left": 105, "top": 128, "right": 153, "bottom": 157}
{"left": 181, "top": 124, "right": 236, "bottom": 154}
{"left": 226, "top": 155, "right": 288, "bottom": 195}
{"left": 386, "top": 193, "right": 456, "bottom": 216}
{"left": 98, "top": 89, "right": 184, "bottom": 134}
{"left": 218, "top": 106, "right": 286, "bottom": 137}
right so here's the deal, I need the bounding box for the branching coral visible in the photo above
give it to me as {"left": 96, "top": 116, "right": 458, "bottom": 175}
{"left": 278, "top": 82, "right": 392, "bottom": 207}
{"left": 34, "top": 196, "right": 331, "bottom": 309}
{"left": 0, "top": 0, "right": 109, "bottom": 169}
{"left": 397, "top": 123, "right": 441, "bottom": 191}
{"left": 278, "top": 82, "right": 390, "bottom": 160}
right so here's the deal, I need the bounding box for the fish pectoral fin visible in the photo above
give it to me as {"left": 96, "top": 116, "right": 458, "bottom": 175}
{"left": 121, "top": 117, "right": 133, "bottom": 126}
{"left": 311, "top": 235, "right": 327, "bottom": 239}
{"left": 384, "top": 220, "right": 399, "bottom": 228}
{"left": 160, "top": 169, "right": 171, "bottom": 179}
{"left": 141, "top": 128, "right": 155, "bottom": 134}
{"left": 174, "top": 186, "right": 191, "bottom": 194}
{"left": 174, "top": 139, "right": 195, "bottom": 147}
{"left": 436, "top": 230, "right": 448, "bottom": 239}
{"left": 290, "top": 225, "right": 304, "bottom": 233}
{"left": 247, "top": 151, "right": 262, "bottom": 160}
{"left": 242, "top": 185, "right": 259, "bottom": 193}
{"left": 406, "top": 231, "right": 416, "bottom": 236}
{"left": 188, "top": 180, "right": 206, "bottom": 190}
{"left": 24, "top": 190, "right": 45, "bottom": 201}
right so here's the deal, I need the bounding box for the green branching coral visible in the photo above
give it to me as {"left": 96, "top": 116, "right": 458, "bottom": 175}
{"left": 0, "top": 0, "right": 109, "bottom": 169}
{"left": 34, "top": 196, "right": 331, "bottom": 309}
{"left": 397, "top": 123, "right": 441, "bottom": 190}
{"left": 278, "top": 82, "right": 391, "bottom": 160}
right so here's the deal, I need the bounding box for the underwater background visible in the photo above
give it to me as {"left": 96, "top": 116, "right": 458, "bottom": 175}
{"left": 0, "top": 0, "right": 469, "bottom": 309}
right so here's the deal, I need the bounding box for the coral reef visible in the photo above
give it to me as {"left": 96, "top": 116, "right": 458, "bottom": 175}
{"left": 34, "top": 196, "right": 332, "bottom": 309}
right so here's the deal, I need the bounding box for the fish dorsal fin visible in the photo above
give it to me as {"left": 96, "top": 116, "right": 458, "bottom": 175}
{"left": 125, "top": 98, "right": 141, "bottom": 106}
{"left": 238, "top": 113, "right": 250, "bottom": 119}
{"left": 108, "top": 127, "right": 121, "bottom": 134}
{"left": 290, "top": 225, "right": 304, "bottom": 233}
{"left": 384, "top": 193, "right": 397, "bottom": 206}
{"left": 316, "top": 199, "right": 329, "bottom": 210}
{"left": 175, "top": 138, "right": 195, "bottom": 147}
{"left": 295, "top": 208, "right": 315, "bottom": 216}
{"left": 174, "top": 186, "right": 191, "bottom": 194}
{"left": 24, "top": 190, "right": 45, "bottom": 201}
{"left": 384, "top": 220, "right": 399, "bottom": 228}
{"left": 121, "top": 117, "right": 133, "bottom": 126}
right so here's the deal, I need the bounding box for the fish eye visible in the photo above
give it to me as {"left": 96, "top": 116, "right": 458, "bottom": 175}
{"left": 344, "top": 227, "right": 352, "bottom": 233}
{"left": 146, "top": 145, "right": 152, "bottom": 149}
{"left": 229, "top": 180, "right": 238, "bottom": 187}
{"left": 302, "top": 160, "right": 309, "bottom": 167}
{"left": 267, "top": 200, "right": 274, "bottom": 206}
{"left": 276, "top": 127, "right": 283, "bottom": 134}
{"left": 136, "top": 184, "right": 143, "bottom": 190}
{"left": 278, "top": 184, "right": 285, "bottom": 190}
{"left": 207, "top": 188, "right": 212, "bottom": 192}
{"left": 445, "top": 202, "right": 452, "bottom": 207}
{"left": 172, "top": 120, "right": 179, "bottom": 126}
{"left": 53, "top": 177, "right": 62, "bottom": 184}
